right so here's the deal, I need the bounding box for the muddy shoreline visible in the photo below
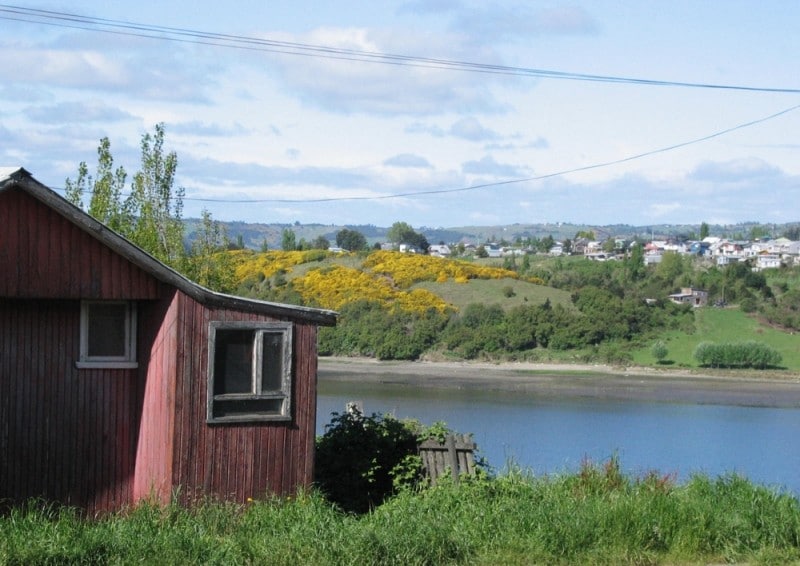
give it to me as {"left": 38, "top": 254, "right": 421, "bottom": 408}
{"left": 318, "top": 357, "right": 800, "bottom": 408}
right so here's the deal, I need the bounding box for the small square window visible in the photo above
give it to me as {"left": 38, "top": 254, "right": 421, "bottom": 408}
{"left": 207, "top": 322, "right": 292, "bottom": 423}
{"left": 77, "top": 301, "right": 137, "bottom": 369}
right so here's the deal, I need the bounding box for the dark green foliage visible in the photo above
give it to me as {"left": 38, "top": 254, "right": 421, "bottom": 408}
{"left": 314, "top": 411, "right": 420, "bottom": 514}
{"left": 694, "top": 341, "right": 783, "bottom": 369}
{"left": 763, "top": 287, "right": 800, "bottom": 330}
{"left": 281, "top": 228, "right": 297, "bottom": 251}
{"left": 335, "top": 228, "right": 367, "bottom": 251}
{"left": 386, "top": 221, "right": 429, "bottom": 252}
{"left": 310, "top": 235, "right": 330, "bottom": 250}
{"left": 442, "top": 303, "right": 511, "bottom": 358}
{"left": 317, "top": 300, "right": 447, "bottom": 360}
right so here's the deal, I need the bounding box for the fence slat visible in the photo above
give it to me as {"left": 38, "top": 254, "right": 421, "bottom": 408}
{"left": 418, "top": 434, "right": 477, "bottom": 485}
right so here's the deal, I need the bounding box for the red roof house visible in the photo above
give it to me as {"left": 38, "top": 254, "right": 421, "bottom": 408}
{"left": 0, "top": 167, "right": 337, "bottom": 514}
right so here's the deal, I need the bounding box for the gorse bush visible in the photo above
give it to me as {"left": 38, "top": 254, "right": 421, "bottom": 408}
{"left": 694, "top": 340, "right": 783, "bottom": 369}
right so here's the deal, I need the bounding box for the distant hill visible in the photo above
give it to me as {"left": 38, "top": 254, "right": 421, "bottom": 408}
{"left": 184, "top": 218, "right": 799, "bottom": 251}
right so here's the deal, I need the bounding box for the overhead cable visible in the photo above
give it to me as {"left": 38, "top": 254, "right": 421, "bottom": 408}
{"left": 1, "top": 4, "right": 799, "bottom": 93}
{"left": 52, "top": 103, "right": 800, "bottom": 204}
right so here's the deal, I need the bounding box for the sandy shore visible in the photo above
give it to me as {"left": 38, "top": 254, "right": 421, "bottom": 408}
{"left": 318, "top": 357, "right": 800, "bottom": 407}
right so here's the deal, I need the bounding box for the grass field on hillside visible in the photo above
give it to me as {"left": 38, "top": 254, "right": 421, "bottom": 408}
{"left": 632, "top": 307, "right": 800, "bottom": 371}
{"left": 413, "top": 277, "right": 573, "bottom": 311}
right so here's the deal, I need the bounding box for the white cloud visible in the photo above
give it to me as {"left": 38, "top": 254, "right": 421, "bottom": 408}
{"left": 462, "top": 155, "right": 530, "bottom": 177}
{"left": 453, "top": 4, "right": 598, "bottom": 42}
{"left": 264, "top": 27, "right": 509, "bottom": 115}
{"left": 449, "top": 117, "right": 499, "bottom": 141}
{"left": 24, "top": 101, "right": 136, "bottom": 123}
{"left": 690, "top": 157, "right": 782, "bottom": 183}
{"left": 383, "top": 154, "right": 432, "bottom": 168}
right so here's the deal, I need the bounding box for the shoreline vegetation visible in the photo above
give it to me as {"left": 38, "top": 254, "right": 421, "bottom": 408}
{"left": 318, "top": 356, "right": 800, "bottom": 408}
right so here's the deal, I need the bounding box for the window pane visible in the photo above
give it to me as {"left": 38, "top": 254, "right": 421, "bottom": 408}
{"left": 260, "top": 332, "right": 283, "bottom": 393}
{"left": 214, "top": 329, "right": 253, "bottom": 394}
{"left": 87, "top": 303, "right": 127, "bottom": 357}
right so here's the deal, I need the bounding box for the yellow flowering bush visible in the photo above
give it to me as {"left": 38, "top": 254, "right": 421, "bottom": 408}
{"left": 292, "top": 265, "right": 450, "bottom": 315}
{"left": 363, "top": 250, "right": 521, "bottom": 288}
{"left": 231, "top": 249, "right": 332, "bottom": 281}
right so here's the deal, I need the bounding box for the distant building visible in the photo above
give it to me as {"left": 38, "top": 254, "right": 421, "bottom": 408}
{"left": 668, "top": 287, "right": 708, "bottom": 308}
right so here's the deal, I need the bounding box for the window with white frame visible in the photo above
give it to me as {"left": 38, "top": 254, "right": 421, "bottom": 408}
{"left": 77, "top": 301, "right": 137, "bottom": 368}
{"left": 207, "top": 321, "right": 293, "bottom": 423}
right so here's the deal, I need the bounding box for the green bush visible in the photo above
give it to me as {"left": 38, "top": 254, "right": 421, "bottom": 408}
{"left": 694, "top": 340, "right": 782, "bottom": 369}
{"left": 651, "top": 339, "right": 668, "bottom": 362}
{"left": 314, "top": 411, "right": 421, "bottom": 514}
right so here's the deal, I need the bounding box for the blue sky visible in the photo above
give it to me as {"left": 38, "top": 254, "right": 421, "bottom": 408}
{"left": 1, "top": 1, "right": 798, "bottom": 228}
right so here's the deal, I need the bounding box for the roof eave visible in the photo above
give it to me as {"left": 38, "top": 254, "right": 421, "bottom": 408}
{"left": 0, "top": 169, "right": 337, "bottom": 326}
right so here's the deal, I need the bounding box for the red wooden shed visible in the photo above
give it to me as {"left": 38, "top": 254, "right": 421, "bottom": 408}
{"left": 0, "top": 167, "right": 337, "bottom": 515}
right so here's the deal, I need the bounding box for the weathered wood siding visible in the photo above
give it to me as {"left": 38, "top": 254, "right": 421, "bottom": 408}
{"left": 169, "top": 295, "right": 319, "bottom": 504}
{"left": 0, "top": 188, "right": 162, "bottom": 300}
{"left": 0, "top": 186, "right": 323, "bottom": 513}
{"left": 0, "top": 299, "right": 138, "bottom": 514}
{"left": 132, "top": 292, "right": 180, "bottom": 505}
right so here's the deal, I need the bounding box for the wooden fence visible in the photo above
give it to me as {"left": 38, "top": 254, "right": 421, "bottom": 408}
{"left": 418, "top": 434, "right": 477, "bottom": 485}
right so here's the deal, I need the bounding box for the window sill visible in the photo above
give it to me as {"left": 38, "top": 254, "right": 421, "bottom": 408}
{"left": 207, "top": 414, "right": 292, "bottom": 424}
{"left": 76, "top": 361, "right": 139, "bottom": 370}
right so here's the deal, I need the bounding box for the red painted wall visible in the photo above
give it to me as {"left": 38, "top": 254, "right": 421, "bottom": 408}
{"left": 168, "top": 296, "right": 319, "bottom": 505}
{"left": 0, "top": 299, "right": 138, "bottom": 513}
{"left": 0, "top": 188, "right": 162, "bottom": 300}
{"left": 0, "top": 187, "right": 321, "bottom": 513}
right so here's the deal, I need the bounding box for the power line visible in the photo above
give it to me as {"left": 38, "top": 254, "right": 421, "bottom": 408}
{"left": 1, "top": 4, "right": 799, "bottom": 93}
{"left": 53, "top": 103, "right": 800, "bottom": 204}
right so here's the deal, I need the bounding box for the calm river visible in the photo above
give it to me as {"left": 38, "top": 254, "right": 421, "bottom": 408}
{"left": 317, "top": 376, "right": 800, "bottom": 496}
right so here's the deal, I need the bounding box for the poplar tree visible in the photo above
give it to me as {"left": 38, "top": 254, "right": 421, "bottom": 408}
{"left": 65, "top": 123, "right": 186, "bottom": 271}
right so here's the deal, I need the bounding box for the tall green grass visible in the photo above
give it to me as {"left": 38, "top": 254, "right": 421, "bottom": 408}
{"left": 3, "top": 462, "right": 800, "bottom": 565}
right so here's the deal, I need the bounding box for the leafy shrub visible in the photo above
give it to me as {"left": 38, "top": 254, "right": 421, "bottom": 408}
{"left": 315, "top": 411, "right": 421, "bottom": 514}
{"left": 651, "top": 340, "right": 668, "bottom": 363}
{"left": 318, "top": 299, "right": 448, "bottom": 360}
{"left": 694, "top": 340, "right": 782, "bottom": 369}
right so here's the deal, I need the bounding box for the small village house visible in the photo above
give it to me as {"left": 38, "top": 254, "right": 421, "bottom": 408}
{"left": 0, "top": 168, "right": 337, "bottom": 515}
{"left": 668, "top": 287, "right": 708, "bottom": 308}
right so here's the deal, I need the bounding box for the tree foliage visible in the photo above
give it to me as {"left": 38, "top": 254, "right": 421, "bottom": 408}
{"left": 386, "top": 221, "right": 429, "bottom": 252}
{"left": 694, "top": 341, "right": 782, "bottom": 369}
{"left": 651, "top": 340, "right": 668, "bottom": 363}
{"left": 281, "top": 228, "right": 297, "bottom": 251}
{"left": 65, "top": 124, "right": 186, "bottom": 270}
{"left": 126, "top": 124, "right": 185, "bottom": 267}
{"left": 336, "top": 228, "right": 367, "bottom": 251}
{"left": 185, "top": 209, "right": 236, "bottom": 293}
{"left": 315, "top": 410, "right": 421, "bottom": 513}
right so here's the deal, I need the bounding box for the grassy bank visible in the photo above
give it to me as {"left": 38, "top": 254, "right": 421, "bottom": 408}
{"left": 3, "top": 462, "right": 800, "bottom": 565}
{"left": 630, "top": 308, "right": 800, "bottom": 371}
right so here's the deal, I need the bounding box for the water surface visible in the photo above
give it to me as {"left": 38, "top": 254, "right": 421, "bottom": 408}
{"left": 317, "top": 378, "right": 800, "bottom": 495}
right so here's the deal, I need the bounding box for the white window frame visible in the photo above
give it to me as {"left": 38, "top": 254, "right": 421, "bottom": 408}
{"left": 77, "top": 300, "right": 138, "bottom": 369}
{"left": 207, "top": 321, "right": 293, "bottom": 423}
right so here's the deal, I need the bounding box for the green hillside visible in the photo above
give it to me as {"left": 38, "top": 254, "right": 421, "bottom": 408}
{"left": 413, "top": 277, "right": 573, "bottom": 311}
{"left": 632, "top": 308, "right": 800, "bottom": 371}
